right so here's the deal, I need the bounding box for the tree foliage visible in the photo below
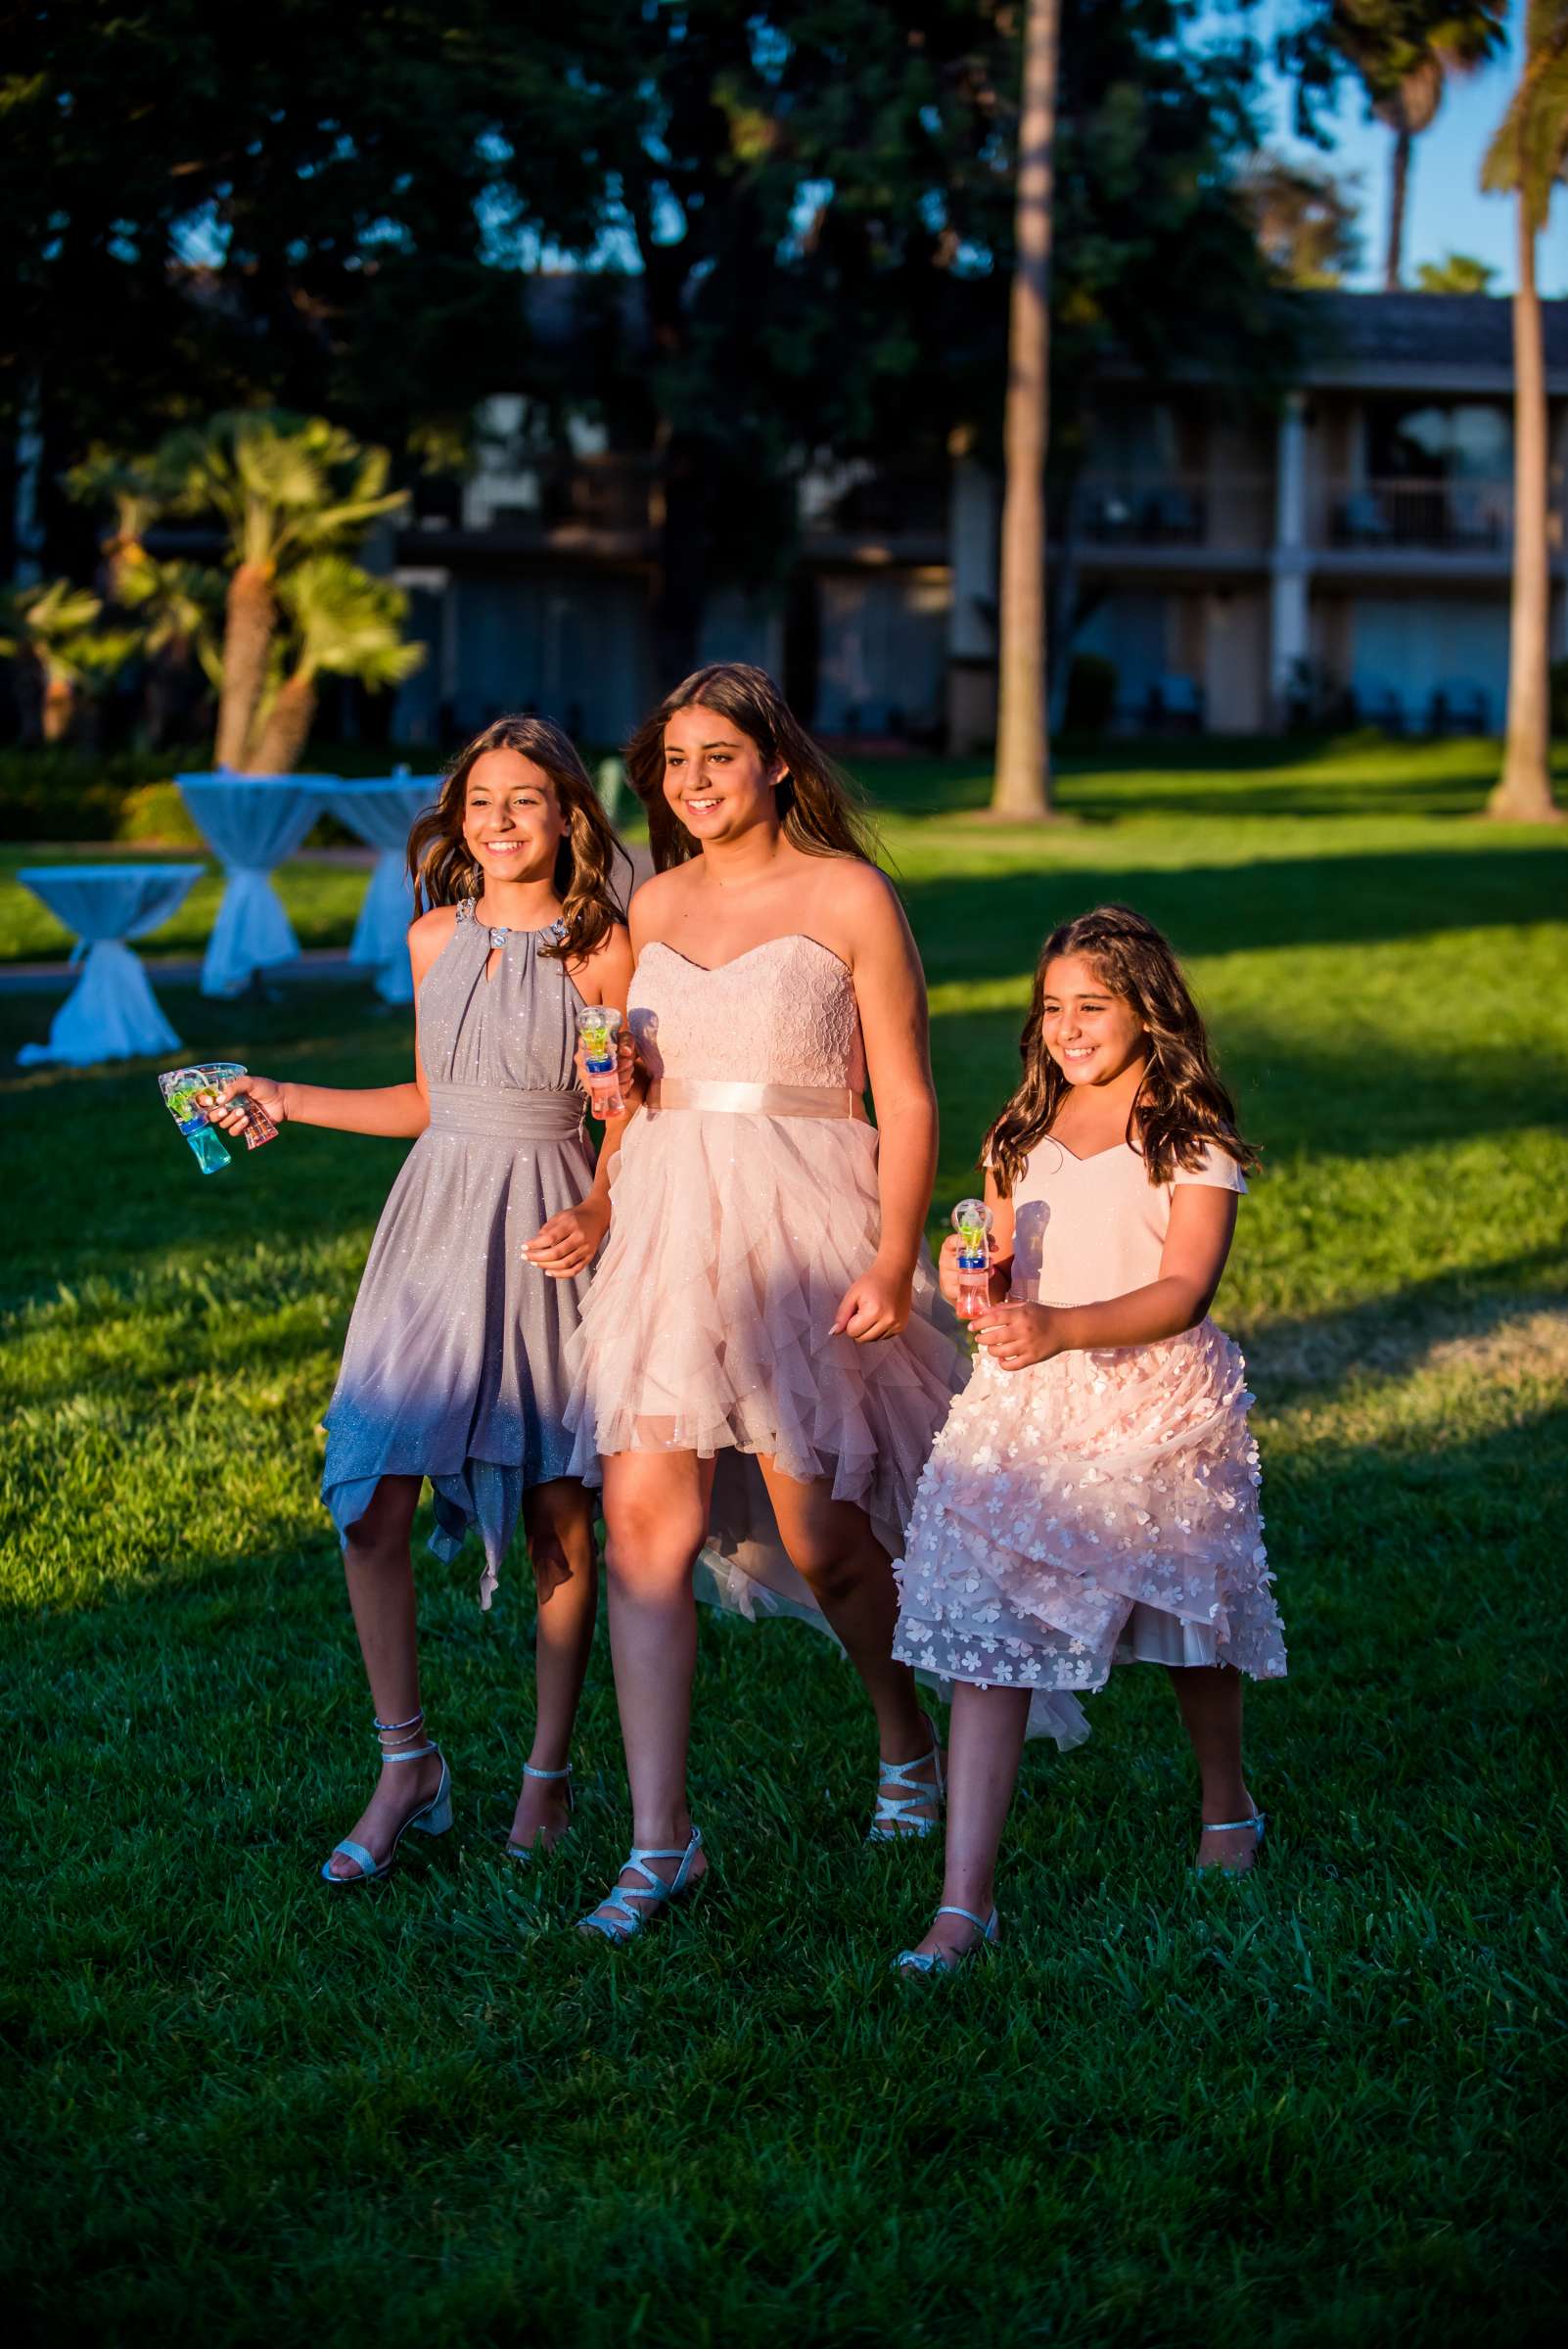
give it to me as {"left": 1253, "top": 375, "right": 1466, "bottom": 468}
{"left": 1280, "top": 4, "right": 1508, "bottom": 286}
{"left": 1240, "top": 153, "right": 1364, "bottom": 285}
{"left": 1413, "top": 249, "right": 1499, "bottom": 288}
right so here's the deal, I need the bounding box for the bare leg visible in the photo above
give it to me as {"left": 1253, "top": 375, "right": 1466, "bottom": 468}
{"left": 758, "top": 1457, "right": 939, "bottom": 1825}
{"left": 507, "top": 1477, "right": 599, "bottom": 1852}
{"left": 1167, "top": 1664, "right": 1260, "bottom": 1872}
{"left": 903, "top": 1681, "right": 1032, "bottom": 1964}
{"left": 327, "top": 1474, "right": 444, "bottom": 1879}
{"left": 581, "top": 1450, "right": 715, "bottom": 1931}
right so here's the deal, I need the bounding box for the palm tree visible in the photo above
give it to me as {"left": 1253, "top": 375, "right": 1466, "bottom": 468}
{"left": 67, "top": 449, "right": 223, "bottom": 743}
{"left": 1482, "top": 0, "right": 1568, "bottom": 822}
{"left": 161, "top": 414, "right": 408, "bottom": 769}
{"left": 991, "top": 0, "right": 1062, "bottom": 822}
{"left": 247, "top": 557, "right": 425, "bottom": 775}
{"left": 0, "top": 579, "right": 135, "bottom": 744}
{"left": 1330, "top": 4, "right": 1507, "bottom": 289}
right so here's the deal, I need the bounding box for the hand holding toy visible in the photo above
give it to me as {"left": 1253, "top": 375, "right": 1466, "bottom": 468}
{"left": 951, "top": 1197, "right": 994, "bottom": 1320}
{"left": 158, "top": 1061, "right": 277, "bottom": 1175}
{"left": 576, "top": 1004, "right": 625, "bottom": 1119}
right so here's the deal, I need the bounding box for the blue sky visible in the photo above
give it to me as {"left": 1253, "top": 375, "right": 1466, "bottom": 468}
{"left": 1215, "top": 0, "right": 1564, "bottom": 296}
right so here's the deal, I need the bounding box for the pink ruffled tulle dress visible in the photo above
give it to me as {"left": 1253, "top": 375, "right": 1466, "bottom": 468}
{"left": 893, "top": 1136, "right": 1286, "bottom": 1739}
{"left": 563, "top": 933, "right": 968, "bottom": 1628}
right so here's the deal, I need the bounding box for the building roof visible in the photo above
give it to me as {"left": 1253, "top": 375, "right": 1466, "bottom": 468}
{"left": 515, "top": 271, "right": 1566, "bottom": 394}
{"left": 1298, "top": 292, "right": 1568, "bottom": 392}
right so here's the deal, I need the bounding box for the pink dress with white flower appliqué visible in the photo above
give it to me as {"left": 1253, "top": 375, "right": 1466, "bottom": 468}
{"left": 893, "top": 1136, "right": 1286, "bottom": 1727}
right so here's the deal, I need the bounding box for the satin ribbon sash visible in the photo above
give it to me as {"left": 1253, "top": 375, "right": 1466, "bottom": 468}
{"left": 646, "top": 1077, "right": 865, "bottom": 1123}
{"left": 426, "top": 1082, "right": 585, "bottom": 1142}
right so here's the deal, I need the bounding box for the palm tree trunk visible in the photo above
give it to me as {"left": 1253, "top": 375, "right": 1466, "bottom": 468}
{"left": 216, "top": 563, "right": 276, "bottom": 769}
{"left": 1385, "top": 125, "right": 1411, "bottom": 292}
{"left": 41, "top": 671, "right": 74, "bottom": 745}
{"left": 248, "top": 671, "right": 317, "bottom": 776}
{"left": 1488, "top": 200, "right": 1560, "bottom": 822}
{"left": 991, "top": 0, "right": 1061, "bottom": 821}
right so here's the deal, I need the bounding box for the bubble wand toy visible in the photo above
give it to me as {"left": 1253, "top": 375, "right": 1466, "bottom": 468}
{"left": 158, "top": 1062, "right": 277, "bottom": 1174}
{"left": 951, "top": 1197, "right": 994, "bottom": 1321}
{"left": 576, "top": 1004, "right": 625, "bottom": 1120}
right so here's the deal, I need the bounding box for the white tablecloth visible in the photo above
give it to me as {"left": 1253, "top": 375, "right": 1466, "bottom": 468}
{"left": 333, "top": 776, "right": 439, "bottom": 1003}
{"left": 16, "top": 862, "right": 206, "bottom": 1067}
{"left": 176, "top": 773, "right": 334, "bottom": 996}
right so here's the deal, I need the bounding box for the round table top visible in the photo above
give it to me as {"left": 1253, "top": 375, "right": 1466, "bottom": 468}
{"left": 175, "top": 772, "right": 340, "bottom": 791}
{"left": 18, "top": 860, "right": 207, "bottom": 887}
{"left": 332, "top": 774, "right": 441, "bottom": 793}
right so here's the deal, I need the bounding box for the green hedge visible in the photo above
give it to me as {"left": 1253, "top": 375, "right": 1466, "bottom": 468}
{"left": 0, "top": 746, "right": 443, "bottom": 846}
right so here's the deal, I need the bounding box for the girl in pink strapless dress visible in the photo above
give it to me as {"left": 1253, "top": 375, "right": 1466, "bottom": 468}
{"left": 891, "top": 904, "right": 1286, "bottom": 1974}
{"left": 564, "top": 664, "right": 969, "bottom": 1941}
{"left": 567, "top": 933, "right": 962, "bottom": 1598}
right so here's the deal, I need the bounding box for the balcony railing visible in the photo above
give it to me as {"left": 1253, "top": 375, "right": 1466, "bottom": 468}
{"left": 1317, "top": 477, "right": 1513, "bottom": 554}
{"left": 1073, "top": 473, "right": 1273, "bottom": 553}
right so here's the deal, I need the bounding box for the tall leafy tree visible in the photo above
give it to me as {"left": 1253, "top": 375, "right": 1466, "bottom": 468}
{"left": 551, "top": 2, "right": 1296, "bottom": 690}
{"left": 1241, "top": 154, "right": 1364, "bottom": 285}
{"left": 0, "top": 3, "right": 599, "bottom": 569}
{"left": 1481, "top": 0, "right": 1567, "bottom": 822}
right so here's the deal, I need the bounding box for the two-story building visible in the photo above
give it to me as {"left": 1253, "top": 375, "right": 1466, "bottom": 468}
{"left": 389, "top": 292, "right": 1568, "bottom": 750}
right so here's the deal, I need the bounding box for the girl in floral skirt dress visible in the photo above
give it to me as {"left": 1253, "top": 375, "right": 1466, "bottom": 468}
{"left": 891, "top": 904, "right": 1286, "bottom": 1972}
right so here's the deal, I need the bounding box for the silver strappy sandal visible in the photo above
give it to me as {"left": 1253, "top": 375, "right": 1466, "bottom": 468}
{"left": 505, "top": 1760, "right": 575, "bottom": 1863}
{"left": 894, "top": 1904, "right": 1000, "bottom": 1975}
{"left": 320, "top": 1709, "right": 452, "bottom": 1886}
{"left": 866, "top": 1712, "right": 945, "bottom": 1843}
{"left": 576, "top": 1826, "right": 705, "bottom": 1944}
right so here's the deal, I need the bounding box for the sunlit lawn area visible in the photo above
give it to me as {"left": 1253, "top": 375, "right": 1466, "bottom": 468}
{"left": 3, "top": 735, "right": 1565, "bottom": 2342}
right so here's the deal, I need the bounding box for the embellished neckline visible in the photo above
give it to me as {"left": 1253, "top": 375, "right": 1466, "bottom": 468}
{"left": 458, "top": 898, "right": 568, "bottom": 949}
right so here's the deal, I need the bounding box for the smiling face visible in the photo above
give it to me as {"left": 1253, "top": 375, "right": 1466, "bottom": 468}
{"left": 461, "top": 750, "right": 567, "bottom": 887}
{"left": 661, "top": 702, "right": 781, "bottom": 845}
{"left": 1039, "top": 954, "right": 1148, "bottom": 1088}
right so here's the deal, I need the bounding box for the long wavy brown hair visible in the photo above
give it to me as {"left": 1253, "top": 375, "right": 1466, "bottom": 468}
{"left": 983, "top": 904, "right": 1259, "bottom": 1192}
{"left": 625, "top": 663, "right": 880, "bottom": 871}
{"left": 406, "top": 715, "right": 629, "bottom": 963}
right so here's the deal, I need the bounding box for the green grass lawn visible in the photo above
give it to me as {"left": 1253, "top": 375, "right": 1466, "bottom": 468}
{"left": 3, "top": 737, "right": 1566, "bottom": 2344}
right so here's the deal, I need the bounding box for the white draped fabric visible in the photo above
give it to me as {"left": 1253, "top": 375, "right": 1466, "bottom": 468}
{"left": 334, "top": 776, "right": 439, "bottom": 1003}
{"left": 176, "top": 774, "right": 333, "bottom": 996}
{"left": 16, "top": 862, "right": 205, "bottom": 1068}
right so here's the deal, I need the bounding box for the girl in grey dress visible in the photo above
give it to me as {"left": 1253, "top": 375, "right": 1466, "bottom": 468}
{"left": 208, "top": 716, "right": 635, "bottom": 1885}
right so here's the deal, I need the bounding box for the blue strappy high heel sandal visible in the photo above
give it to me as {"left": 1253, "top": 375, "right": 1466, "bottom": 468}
{"left": 866, "top": 1711, "right": 945, "bottom": 1843}
{"left": 1197, "top": 1810, "right": 1268, "bottom": 1877}
{"left": 505, "top": 1760, "right": 575, "bottom": 1863}
{"left": 894, "top": 1904, "right": 1000, "bottom": 1976}
{"left": 320, "top": 1709, "right": 452, "bottom": 1886}
{"left": 576, "top": 1825, "right": 705, "bottom": 1943}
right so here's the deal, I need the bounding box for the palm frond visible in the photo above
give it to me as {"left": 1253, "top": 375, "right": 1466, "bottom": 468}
{"left": 274, "top": 557, "right": 426, "bottom": 690}
{"left": 1482, "top": 1, "right": 1568, "bottom": 222}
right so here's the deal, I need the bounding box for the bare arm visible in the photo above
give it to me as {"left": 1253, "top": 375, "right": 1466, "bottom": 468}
{"left": 830, "top": 870, "right": 940, "bottom": 1342}
{"left": 208, "top": 911, "right": 452, "bottom": 1141}
{"left": 973, "top": 1183, "right": 1238, "bottom": 1370}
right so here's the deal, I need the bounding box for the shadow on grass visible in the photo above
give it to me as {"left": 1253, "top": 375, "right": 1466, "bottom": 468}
{"left": 903, "top": 847, "right": 1568, "bottom": 981}
{"left": 1230, "top": 1244, "right": 1568, "bottom": 1395}
{"left": 929, "top": 996, "right": 1566, "bottom": 1166}
{"left": 856, "top": 734, "right": 1567, "bottom": 824}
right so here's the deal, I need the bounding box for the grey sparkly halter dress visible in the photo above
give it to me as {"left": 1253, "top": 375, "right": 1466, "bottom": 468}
{"left": 321, "top": 899, "right": 599, "bottom": 1608}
